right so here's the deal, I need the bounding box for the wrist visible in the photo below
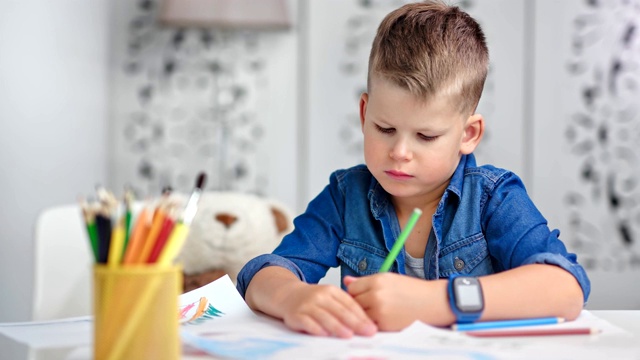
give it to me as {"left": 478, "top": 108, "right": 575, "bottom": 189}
{"left": 417, "top": 279, "right": 456, "bottom": 327}
{"left": 438, "top": 279, "right": 457, "bottom": 326}
{"left": 246, "top": 266, "right": 301, "bottom": 318}
{"left": 447, "top": 274, "right": 485, "bottom": 324}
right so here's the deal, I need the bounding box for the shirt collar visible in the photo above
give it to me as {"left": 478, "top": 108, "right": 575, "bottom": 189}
{"left": 368, "top": 177, "right": 389, "bottom": 220}
{"left": 447, "top": 153, "right": 475, "bottom": 199}
{"left": 367, "top": 154, "right": 475, "bottom": 218}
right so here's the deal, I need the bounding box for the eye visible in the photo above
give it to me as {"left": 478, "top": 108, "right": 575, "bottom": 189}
{"left": 375, "top": 124, "right": 395, "bottom": 134}
{"left": 418, "top": 133, "right": 438, "bottom": 142}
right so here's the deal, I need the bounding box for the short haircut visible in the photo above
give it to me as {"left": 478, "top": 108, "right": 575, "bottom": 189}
{"left": 368, "top": 0, "right": 489, "bottom": 115}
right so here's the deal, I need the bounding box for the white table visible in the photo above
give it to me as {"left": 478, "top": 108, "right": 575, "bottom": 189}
{"left": 2, "top": 310, "right": 639, "bottom": 359}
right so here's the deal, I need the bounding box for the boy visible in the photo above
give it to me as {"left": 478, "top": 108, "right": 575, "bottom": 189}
{"left": 237, "top": 0, "right": 590, "bottom": 338}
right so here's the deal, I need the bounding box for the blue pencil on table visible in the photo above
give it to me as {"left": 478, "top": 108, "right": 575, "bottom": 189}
{"left": 451, "top": 316, "right": 565, "bottom": 331}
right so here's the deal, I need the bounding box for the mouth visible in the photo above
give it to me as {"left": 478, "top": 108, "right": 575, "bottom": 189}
{"left": 385, "top": 170, "right": 413, "bottom": 180}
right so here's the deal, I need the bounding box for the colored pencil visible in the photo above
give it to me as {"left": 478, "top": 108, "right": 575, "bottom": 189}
{"left": 379, "top": 208, "right": 422, "bottom": 272}
{"left": 86, "top": 219, "right": 99, "bottom": 262}
{"left": 136, "top": 206, "right": 167, "bottom": 263}
{"left": 146, "top": 211, "right": 176, "bottom": 263}
{"left": 156, "top": 222, "right": 189, "bottom": 266}
{"left": 80, "top": 201, "right": 99, "bottom": 262}
{"left": 452, "top": 317, "right": 565, "bottom": 331}
{"left": 107, "top": 216, "right": 126, "bottom": 267}
{"left": 95, "top": 211, "right": 112, "bottom": 264}
{"left": 122, "top": 205, "right": 151, "bottom": 264}
{"left": 121, "top": 189, "right": 133, "bottom": 258}
{"left": 465, "top": 327, "right": 600, "bottom": 337}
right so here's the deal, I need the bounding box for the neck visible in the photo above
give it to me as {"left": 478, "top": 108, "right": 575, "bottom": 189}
{"left": 391, "top": 181, "right": 448, "bottom": 218}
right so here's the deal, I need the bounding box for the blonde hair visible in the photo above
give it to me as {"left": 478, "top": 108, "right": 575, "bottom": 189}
{"left": 368, "top": 0, "right": 489, "bottom": 114}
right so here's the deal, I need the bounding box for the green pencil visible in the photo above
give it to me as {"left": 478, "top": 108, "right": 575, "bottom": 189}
{"left": 379, "top": 208, "right": 422, "bottom": 272}
{"left": 122, "top": 189, "right": 133, "bottom": 258}
{"left": 81, "top": 205, "right": 99, "bottom": 262}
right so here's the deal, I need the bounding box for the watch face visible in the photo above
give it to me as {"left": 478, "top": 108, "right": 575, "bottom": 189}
{"left": 453, "top": 277, "right": 484, "bottom": 312}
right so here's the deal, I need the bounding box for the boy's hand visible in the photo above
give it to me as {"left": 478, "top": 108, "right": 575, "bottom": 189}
{"left": 278, "top": 282, "right": 378, "bottom": 338}
{"left": 344, "top": 273, "right": 452, "bottom": 331}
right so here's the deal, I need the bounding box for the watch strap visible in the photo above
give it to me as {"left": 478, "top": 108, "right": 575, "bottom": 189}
{"left": 447, "top": 274, "right": 483, "bottom": 324}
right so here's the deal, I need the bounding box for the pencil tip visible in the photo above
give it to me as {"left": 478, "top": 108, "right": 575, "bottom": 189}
{"left": 195, "top": 172, "right": 207, "bottom": 190}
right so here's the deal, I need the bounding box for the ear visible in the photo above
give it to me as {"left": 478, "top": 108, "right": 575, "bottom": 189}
{"left": 460, "top": 113, "right": 484, "bottom": 155}
{"left": 270, "top": 207, "right": 289, "bottom": 234}
{"left": 267, "top": 199, "right": 293, "bottom": 235}
{"left": 359, "top": 92, "right": 369, "bottom": 131}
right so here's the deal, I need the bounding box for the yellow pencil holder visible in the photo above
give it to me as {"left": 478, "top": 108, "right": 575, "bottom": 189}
{"left": 93, "top": 264, "right": 182, "bottom": 360}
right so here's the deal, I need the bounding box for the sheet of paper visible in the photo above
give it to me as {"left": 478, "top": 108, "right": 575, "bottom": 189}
{"left": 179, "top": 276, "right": 636, "bottom": 360}
{"left": 178, "top": 274, "right": 256, "bottom": 325}
{"left": 183, "top": 315, "right": 638, "bottom": 360}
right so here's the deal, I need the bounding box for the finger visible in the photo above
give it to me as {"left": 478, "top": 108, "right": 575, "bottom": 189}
{"left": 346, "top": 283, "right": 379, "bottom": 321}
{"left": 343, "top": 275, "right": 357, "bottom": 286}
{"left": 284, "top": 292, "right": 359, "bottom": 338}
{"left": 327, "top": 290, "right": 377, "bottom": 336}
{"left": 284, "top": 314, "right": 329, "bottom": 337}
{"left": 345, "top": 275, "right": 371, "bottom": 297}
{"left": 307, "top": 306, "right": 356, "bottom": 338}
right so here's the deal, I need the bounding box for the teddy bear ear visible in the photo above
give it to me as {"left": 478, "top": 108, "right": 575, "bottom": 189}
{"left": 265, "top": 198, "right": 294, "bottom": 234}
{"left": 270, "top": 207, "right": 290, "bottom": 234}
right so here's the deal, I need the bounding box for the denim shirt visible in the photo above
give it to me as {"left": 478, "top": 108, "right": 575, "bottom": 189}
{"left": 237, "top": 154, "right": 591, "bottom": 303}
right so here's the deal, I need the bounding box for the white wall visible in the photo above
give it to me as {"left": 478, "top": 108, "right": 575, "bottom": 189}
{"left": 532, "top": 0, "right": 640, "bottom": 309}
{"left": 0, "top": 0, "right": 109, "bottom": 321}
{"left": 108, "top": 0, "right": 299, "bottom": 212}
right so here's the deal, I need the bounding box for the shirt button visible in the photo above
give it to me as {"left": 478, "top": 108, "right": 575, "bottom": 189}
{"left": 358, "top": 258, "right": 368, "bottom": 271}
{"left": 454, "top": 257, "right": 465, "bottom": 270}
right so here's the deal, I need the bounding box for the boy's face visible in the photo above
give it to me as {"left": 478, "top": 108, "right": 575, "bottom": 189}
{"left": 360, "top": 77, "right": 483, "bottom": 204}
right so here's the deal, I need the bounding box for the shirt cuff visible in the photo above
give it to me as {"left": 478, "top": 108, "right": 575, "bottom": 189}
{"left": 236, "top": 254, "right": 306, "bottom": 299}
{"left": 521, "top": 252, "right": 591, "bottom": 304}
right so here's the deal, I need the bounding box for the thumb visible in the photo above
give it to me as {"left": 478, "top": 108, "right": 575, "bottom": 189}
{"left": 343, "top": 275, "right": 358, "bottom": 287}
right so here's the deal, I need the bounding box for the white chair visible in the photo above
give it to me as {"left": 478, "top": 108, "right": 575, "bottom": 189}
{"left": 32, "top": 204, "right": 93, "bottom": 321}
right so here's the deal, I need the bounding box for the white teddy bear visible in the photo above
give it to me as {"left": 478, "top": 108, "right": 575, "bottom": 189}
{"left": 176, "top": 191, "right": 294, "bottom": 291}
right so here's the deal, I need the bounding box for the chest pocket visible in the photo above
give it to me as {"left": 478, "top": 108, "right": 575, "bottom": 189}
{"left": 438, "top": 233, "right": 493, "bottom": 278}
{"left": 337, "top": 240, "right": 388, "bottom": 276}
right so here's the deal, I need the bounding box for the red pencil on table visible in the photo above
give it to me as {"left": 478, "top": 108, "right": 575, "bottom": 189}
{"left": 465, "top": 327, "right": 601, "bottom": 338}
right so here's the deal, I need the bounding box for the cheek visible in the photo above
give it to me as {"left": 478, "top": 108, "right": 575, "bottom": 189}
{"left": 419, "top": 144, "right": 459, "bottom": 170}
{"left": 441, "top": 148, "right": 462, "bottom": 174}
{"left": 363, "top": 135, "right": 385, "bottom": 163}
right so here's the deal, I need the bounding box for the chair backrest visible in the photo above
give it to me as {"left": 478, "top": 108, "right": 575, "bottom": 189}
{"left": 32, "top": 204, "right": 93, "bottom": 321}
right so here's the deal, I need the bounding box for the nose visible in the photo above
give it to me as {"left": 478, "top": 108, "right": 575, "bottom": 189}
{"left": 389, "top": 138, "right": 412, "bottom": 161}
{"left": 215, "top": 213, "right": 237, "bottom": 228}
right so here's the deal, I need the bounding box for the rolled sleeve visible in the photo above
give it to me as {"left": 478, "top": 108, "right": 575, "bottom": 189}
{"left": 235, "top": 254, "right": 306, "bottom": 299}
{"left": 521, "top": 252, "right": 591, "bottom": 304}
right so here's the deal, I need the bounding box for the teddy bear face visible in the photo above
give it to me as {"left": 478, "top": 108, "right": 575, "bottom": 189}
{"left": 176, "top": 191, "right": 293, "bottom": 284}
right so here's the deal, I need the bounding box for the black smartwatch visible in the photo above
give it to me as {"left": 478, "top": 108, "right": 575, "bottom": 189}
{"left": 447, "top": 274, "right": 484, "bottom": 323}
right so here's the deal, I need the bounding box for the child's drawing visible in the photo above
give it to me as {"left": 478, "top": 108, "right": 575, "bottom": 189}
{"left": 179, "top": 296, "right": 224, "bottom": 325}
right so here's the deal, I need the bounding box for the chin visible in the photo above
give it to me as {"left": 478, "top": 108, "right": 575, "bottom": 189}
{"left": 377, "top": 180, "right": 416, "bottom": 198}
